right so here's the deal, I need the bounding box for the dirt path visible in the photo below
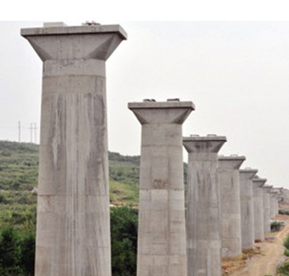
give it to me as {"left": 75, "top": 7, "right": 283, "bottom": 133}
{"left": 228, "top": 215, "right": 289, "bottom": 276}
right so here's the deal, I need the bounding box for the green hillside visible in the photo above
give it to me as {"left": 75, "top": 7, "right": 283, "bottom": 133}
{"left": 0, "top": 141, "right": 140, "bottom": 207}
{"left": 0, "top": 141, "right": 140, "bottom": 233}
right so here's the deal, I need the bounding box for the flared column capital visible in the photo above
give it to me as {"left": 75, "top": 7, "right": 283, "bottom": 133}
{"left": 270, "top": 191, "right": 279, "bottom": 198}
{"left": 239, "top": 168, "right": 258, "bottom": 180}
{"left": 263, "top": 185, "right": 273, "bottom": 192}
{"left": 252, "top": 176, "right": 267, "bottom": 187}
{"left": 218, "top": 155, "right": 246, "bottom": 169}
{"left": 128, "top": 99, "right": 195, "bottom": 125}
{"left": 21, "top": 23, "right": 127, "bottom": 61}
{"left": 183, "top": 134, "right": 226, "bottom": 153}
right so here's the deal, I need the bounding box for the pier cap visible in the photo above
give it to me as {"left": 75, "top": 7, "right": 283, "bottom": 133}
{"left": 218, "top": 155, "right": 246, "bottom": 169}
{"left": 271, "top": 187, "right": 282, "bottom": 194}
{"left": 21, "top": 22, "right": 127, "bottom": 61}
{"left": 183, "top": 135, "right": 227, "bottom": 153}
{"left": 252, "top": 176, "right": 267, "bottom": 187}
{"left": 128, "top": 100, "right": 195, "bottom": 125}
{"left": 269, "top": 190, "right": 279, "bottom": 197}
{"left": 128, "top": 101, "right": 195, "bottom": 109}
{"left": 263, "top": 185, "right": 273, "bottom": 192}
{"left": 239, "top": 168, "right": 258, "bottom": 179}
{"left": 21, "top": 23, "right": 127, "bottom": 40}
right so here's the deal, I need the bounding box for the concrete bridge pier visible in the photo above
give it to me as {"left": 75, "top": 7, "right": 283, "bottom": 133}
{"left": 239, "top": 168, "right": 258, "bottom": 250}
{"left": 183, "top": 134, "right": 226, "bottom": 276}
{"left": 252, "top": 177, "right": 267, "bottom": 241}
{"left": 129, "top": 99, "right": 194, "bottom": 276}
{"left": 218, "top": 155, "right": 245, "bottom": 258}
{"left": 21, "top": 22, "right": 127, "bottom": 276}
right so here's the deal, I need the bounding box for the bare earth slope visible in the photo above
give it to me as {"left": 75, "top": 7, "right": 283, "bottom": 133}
{"left": 227, "top": 215, "right": 289, "bottom": 276}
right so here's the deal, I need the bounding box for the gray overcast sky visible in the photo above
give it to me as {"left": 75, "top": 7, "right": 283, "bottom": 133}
{"left": 1, "top": 20, "right": 289, "bottom": 189}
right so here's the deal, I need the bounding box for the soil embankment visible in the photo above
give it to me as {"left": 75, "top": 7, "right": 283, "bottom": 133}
{"left": 223, "top": 215, "right": 289, "bottom": 276}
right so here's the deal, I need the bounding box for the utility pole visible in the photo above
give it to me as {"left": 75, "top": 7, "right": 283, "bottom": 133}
{"left": 30, "top": 123, "right": 33, "bottom": 143}
{"left": 34, "top": 122, "right": 37, "bottom": 144}
{"left": 18, "top": 121, "right": 21, "bottom": 142}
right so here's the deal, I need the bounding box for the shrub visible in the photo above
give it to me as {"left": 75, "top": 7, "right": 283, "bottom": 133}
{"left": 0, "top": 226, "right": 22, "bottom": 276}
{"left": 277, "top": 261, "right": 289, "bottom": 275}
{"left": 271, "top": 221, "right": 284, "bottom": 232}
{"left": 19, "top": 230, "right": 35, "bottom": 276}
{"left": 111, "top": 206, "right": 138, "bottom": 276}
{"left": 279, "top": 210, "right": 289, "bottom": 216}
{"left": 285, "top": 249, "right": 289, "bottom": 257}
{"left": 284, "top": 236, "right": 289, "bottom": 250}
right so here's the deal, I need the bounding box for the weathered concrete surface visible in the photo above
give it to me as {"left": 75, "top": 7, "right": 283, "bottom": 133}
{"left": 262, "top": 185, "right": 273, "bottom": 233}
{"left": 129, "top": 100, "right": 194, "bottom": 276}
{"left": 252, "top": 177, "right": 267, "bottom": 241}
{"left": 239, "top": 168, "right": 258, "bottom": 250}
{"left": 183, "top": 134, "right": 226, "bottom": 276}
{"left": 218, "top": 155, "right": 245, "bottom": 258}
{"left": 21, "top": 23, "right": 127, "bottom": 276}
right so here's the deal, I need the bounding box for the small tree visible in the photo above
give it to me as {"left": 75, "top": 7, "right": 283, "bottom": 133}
{"left": 111, "top": 206, "right": 138, "bottom": 276}
{"left": 0, "top": 226, "right": 22, "bottom": 276}
{"left": 19, "top": 230, "right": 35, "bottom": 276}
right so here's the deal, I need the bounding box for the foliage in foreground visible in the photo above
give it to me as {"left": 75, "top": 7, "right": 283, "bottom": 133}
{"left": 0, "top": 206, "right": 138, "bottom": 276}
{"left": 284, "top": 235, "right": 289, "bottom": 253}
{"left": 277, "top": 261, "right": 289, "bottom": 276}
{"left": 276, "top": 233, "right": 289, "bottom": 276}
{"left": 0, "top": 226, "right": 35, "bottom": 276}
{"left": 284, "top": 234, "right": 289, "bottom": 257}
{"left": 111, "top": 207, "right": 138, "bottom": 276}
{"left": 271, "top": 220, "right": 284, "bottom": 232}
{"left": 279, "top": 210, "right": 289, "bottom": 216}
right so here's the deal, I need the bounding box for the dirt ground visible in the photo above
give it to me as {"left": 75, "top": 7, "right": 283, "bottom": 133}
{"left": 222, "top": 214, "right": 289, "bottom": 276}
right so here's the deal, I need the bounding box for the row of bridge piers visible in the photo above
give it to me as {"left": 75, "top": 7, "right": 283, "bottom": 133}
{"left": 21, "top": 22, "right": 281, "bottom": 276}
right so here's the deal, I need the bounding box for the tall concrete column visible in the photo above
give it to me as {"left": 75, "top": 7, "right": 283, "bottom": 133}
{"left": 21, "top": 23, "right": 127, "bottom": 276}
{"left": 129, "top": 99, "right": 194, "bottom": 276}
{"left": 272, "top": 188, "right": 281, "bottom": 216}
{"left": 269, "top": 191, "right": 278, "bottom": 219}
{"left": 183, "top": 134, "right": 226, "bottom": 276}
{"left": 239, "top": 168, "right": 258, "bottom": 250}
{"left": 262, "top": 185, "right": 272, "bottom": 233}
{"left": 218, "top": 155, "right": 245, "bottom": 258}
{"left": 252, "top": 177, "right": 267, "bottom": 241}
